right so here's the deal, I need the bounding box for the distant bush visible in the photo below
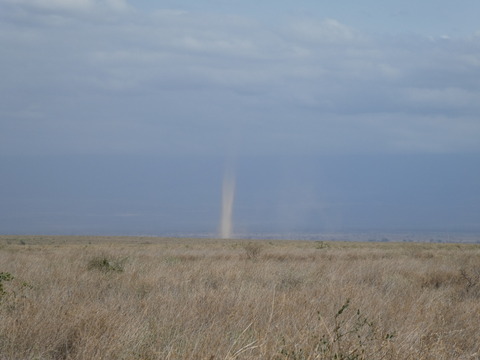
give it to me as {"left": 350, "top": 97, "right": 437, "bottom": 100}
{"left": 87, "top": 256, "right": 126, "bottom": 273}
{"left": 315, "top": 241, "right": 329, "bottom": 249}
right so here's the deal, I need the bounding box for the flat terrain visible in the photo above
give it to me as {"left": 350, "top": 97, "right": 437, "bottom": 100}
{"left": 1, "top": 235, "right": 480, "bottom": 359}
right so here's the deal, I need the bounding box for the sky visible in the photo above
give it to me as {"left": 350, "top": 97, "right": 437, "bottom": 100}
{"left": 1, "top": 0, "right": 480, "bottom": 236}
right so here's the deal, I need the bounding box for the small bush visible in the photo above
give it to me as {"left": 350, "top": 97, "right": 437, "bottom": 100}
{"left": 0, "top": 272, "right": 14, "bottom": 298}
{"left": 315, "top": 241, "right": 329, "bottom": 249}
{"left": 459, "top": 266, "right": 480, "bottom": 298}
{"left": 278, "top": 299, "right": 395, "bottom": 359}
{"left": 87, "top": 256, "right": 126, "bottom": 273}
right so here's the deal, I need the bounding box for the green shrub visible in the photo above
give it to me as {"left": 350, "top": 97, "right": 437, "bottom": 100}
{"left": 315, "top": 241, "right": 329, "bottom": 249}
{"left": 0, "top": 272, "right": 14, "bottom": 298}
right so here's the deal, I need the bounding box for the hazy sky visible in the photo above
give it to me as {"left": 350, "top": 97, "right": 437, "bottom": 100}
{"left": 1, "top": 0, "right": 480, "bottom": 236}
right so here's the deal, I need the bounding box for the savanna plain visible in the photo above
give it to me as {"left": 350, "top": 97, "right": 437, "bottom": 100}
{"left": 1, "top": 235, "right": 479, "bottom": 360}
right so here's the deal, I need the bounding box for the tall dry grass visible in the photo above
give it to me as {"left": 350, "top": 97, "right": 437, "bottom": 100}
{"left": 0, "top": 236, "right": 479, "bottom": 359}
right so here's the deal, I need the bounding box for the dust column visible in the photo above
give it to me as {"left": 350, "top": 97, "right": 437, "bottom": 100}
{"left": 219, "top": 169, "right": 235, "bottom": 239}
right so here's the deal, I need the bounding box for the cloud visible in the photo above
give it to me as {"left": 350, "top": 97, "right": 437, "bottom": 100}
{"left": 7, "top": 0, "right": 129, "bottom": 11}
{"left": 402, "top": 87, "right": 480, "bottom": 113}
{"left": 287, "top": 18, "right": 363, "bottom": 43}
{"left": 103, "top": 0, "right": 127, "bottom": 12}
{"left": 7, "top": 0, "right": 96, "bottom": 11}
{"left": 1, "top": 4, "right": 480, "bottom": 156}
{"left": 0, "top": 0, "right": 130, "bottom": 22}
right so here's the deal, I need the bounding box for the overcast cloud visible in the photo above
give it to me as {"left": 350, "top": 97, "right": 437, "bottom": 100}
{"left": 1, "top": 1, "right": 480, "bottom": 236}
{"left": 2, "top": 0, "right": 480, "bottom": 156}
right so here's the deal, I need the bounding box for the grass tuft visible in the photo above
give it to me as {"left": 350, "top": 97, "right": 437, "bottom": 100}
{"left": 242, "top": 242, "right": 263, "bottom": 261}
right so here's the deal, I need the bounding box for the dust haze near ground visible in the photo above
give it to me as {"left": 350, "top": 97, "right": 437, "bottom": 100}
{"left": 1, "top": 154, "right": 479, "bottom": 236}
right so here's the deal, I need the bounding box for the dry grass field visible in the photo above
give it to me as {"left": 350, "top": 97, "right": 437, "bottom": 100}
{"left": 1, "top": 235, "right": 480, "bottom": 359}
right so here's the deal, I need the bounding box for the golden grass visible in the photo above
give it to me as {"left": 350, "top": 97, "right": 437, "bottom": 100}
{"left": 1, "top": 236, "right": 479, "bottom": 359}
